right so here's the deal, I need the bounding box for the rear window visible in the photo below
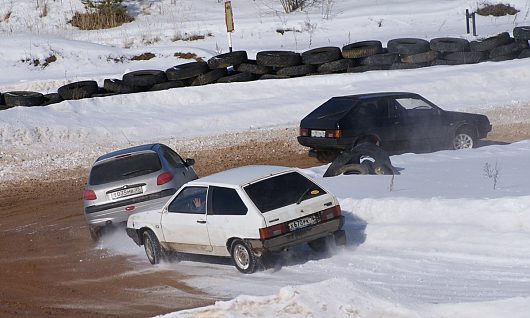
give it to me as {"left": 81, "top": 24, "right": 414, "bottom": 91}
{"left": 308, "top": 98, "right": 356, "bottom": 120}
{"left": 244, "top": 171, "right": 326, "bottom": 213}
{"left": 89, "top": 152, "right": 162, "bottom": 185}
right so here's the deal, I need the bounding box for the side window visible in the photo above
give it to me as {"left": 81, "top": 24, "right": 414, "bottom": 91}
{"left": 388, "top": 99, "right": 404, "bottom": 118}
{"left": 168, "top": 186, "right": 207, "bottom": 214}
{"left": 395, "top": 97, "right": 433, "bottom": 110}
{"left": 162, "top": 146, "right": 186, "bottom": 168}
{"left": 209, "top": 186, "right": 248, "bottom": 216}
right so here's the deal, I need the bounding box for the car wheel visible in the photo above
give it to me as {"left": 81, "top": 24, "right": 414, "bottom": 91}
{"left": 143, "top": 230, "right": 161, "bottom": 265}
{"left": 316, "top": 150, "right": 339, "bottom": 163}
{"left": 452, "top": 129, "right": 475, "bottom": 150}
{"left": 308, "top": 236, "right": 330, "bottom": 253}
{"left": 231, "top": 239, "right": 257, "bottom": 274}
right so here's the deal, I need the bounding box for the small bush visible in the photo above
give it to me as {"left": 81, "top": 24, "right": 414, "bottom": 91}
{"left": 174, "top": 52, "right": 203, "bottom": 61}
{"left": 476, "top": 3, "right": 519, "bottom": 16}
{"left": 171, "top": 32, "right": 212, "bottom": 42}
{"left": 131, "top": 53, "right": 155, "bottom": 61}
{"left": 70, "top": 0, "right": 133, "bottom": 30}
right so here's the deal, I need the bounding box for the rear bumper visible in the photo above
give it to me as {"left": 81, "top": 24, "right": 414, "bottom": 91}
{"left": 248, "top": 216, "right": 344, "bottom": 253}
{"left": 297, "top": 136, "right": 352, "bottom": 150}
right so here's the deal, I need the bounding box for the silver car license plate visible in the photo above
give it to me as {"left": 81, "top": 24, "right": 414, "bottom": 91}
{"left": 310, "top": 130, "right": 325, "bottom": 138}
{"left": 109, "top": 186, "right": 143, "bottom": 200}
{"left": 288, "top": 215, "right": 318, "bottom": 231}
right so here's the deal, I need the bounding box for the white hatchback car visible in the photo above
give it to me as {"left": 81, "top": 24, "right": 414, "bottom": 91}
{"left": 126, "top": 165, "right": 346, "bottom": 273}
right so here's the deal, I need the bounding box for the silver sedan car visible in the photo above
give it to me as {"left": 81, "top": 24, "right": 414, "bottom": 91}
{"left": 83, "top": 143, "right": 197, "bottom": 241}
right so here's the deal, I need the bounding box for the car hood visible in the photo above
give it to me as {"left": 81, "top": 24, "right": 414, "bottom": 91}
{"left": 443, "top": 110, "right": 490, "bottom": 124}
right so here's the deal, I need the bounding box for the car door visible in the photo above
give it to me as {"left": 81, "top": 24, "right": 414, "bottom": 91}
{"left": 160, "top": 186, "right": 212, "bottom": 253}
{"left": 392, "top": 96, "right": 444, "bottom": 149}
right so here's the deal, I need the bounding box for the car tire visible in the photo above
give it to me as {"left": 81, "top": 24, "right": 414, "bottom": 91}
{"left": 452, "top": 128, "right": 475, "bottom": 150}
{"left": 514, "top": 26, "right": 530, "bottom": 41}
{"left": 308, "top": 236, "right": 330, "bottom": 253}
{"left": 315, "top": 150, "right": 340, "bottom": 163}
{"left": 58, "top": 80, "right": 99, "bottom": 100}
{"left": 41, "top": 93, "right": 63, "bottom": 106}
{"left": 216, "top": 72, "right": 257, "bottom": 83}
{"left": 336, "top": 163, "right": 370, "bottom": 175}
{"left": 235, "top": 60, "right": 272, "bottom": 75}
{"left": 166, "top": 62, "right": 209, "bottom": 80}
{"left": 103, "top": 78, "right": 142, "bottom": 94}
{"left": 301, "top": 46, "right": 341, "bottom": 65}
{"left": 256, "top": 50, "right": 302, "bottom": 67}
{"left": 190, "top": 68, "right": 227, "bottom": 86}
{"left": 317, "top": 58, "right": 355, "bottom": 74}
{"left": 359, "top": 53, "right": 399, "bottom": 66}
{"left": 122, "top": 70, "right": 167, "bottom": 87}
{"left": 143, "top": 230, "right": 162, "bottom": 265}
{"left": 430, "top": 37, "right": 470, "bottom": 53}
{"left": 489, "top": 41, "right": 528, "bottom": 59}
{"left": 276, "top": 64, "right": 315, "bottom": 77}
{"left": 4, "top": 91, "right": 45, "bottom": 106}
{"left": 231, "top": 239, "right": 257, "bottom": 274}
{"left": 470, "top": 32, "right": 512, "bottom": 52}
{"left": 149, "top": 80, "right": 187, "bottom": 91}
{"left": 400, "top": 50, "right": 439, "bottom": 64}
{"left": 208, "top": 51, "right": 248, "bottom": 69}
{"left": 373, "top": 163, "right": 395, "bottom": 175}
{"left": 443, "top": 51, "right": 484, "bottom": 64}
{"left": 519, "top": 49, "right": 530, "bottom": 59}
{"left": 387, "top": 38, "right": 430, "bottom": 55}
{"left": 341, "top": 40, "right": 383, "bottom": 59}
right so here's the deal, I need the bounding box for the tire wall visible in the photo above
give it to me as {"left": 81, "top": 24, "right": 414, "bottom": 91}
{"left": 1, "top": 27, "right": 529, "bottom": 110}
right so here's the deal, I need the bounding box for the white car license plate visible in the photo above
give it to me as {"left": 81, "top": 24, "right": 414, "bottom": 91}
{"left": 288, "top": 215, "right": 318, "bottom": 231}
{"left": 311, "top": 130, "right": 325, "bottom": 138}
{"left": 110, "top": 186, "right": 143, "bottom": 200}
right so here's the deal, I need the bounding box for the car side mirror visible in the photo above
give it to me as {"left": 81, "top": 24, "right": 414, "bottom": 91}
{"left": 185, "top": 158, "right": 195, "bottom": 166}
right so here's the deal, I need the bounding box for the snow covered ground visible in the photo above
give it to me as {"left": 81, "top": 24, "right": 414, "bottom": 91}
{"left": 2, "top": 0, "right": 530, "bottom": 317}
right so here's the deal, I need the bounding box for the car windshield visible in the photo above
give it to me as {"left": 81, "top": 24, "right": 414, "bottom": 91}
{"left": 89, "top": 152, "right": 162, "bottom": 185}
{"left": 310, "top": 98, "right": 356, "bottom": 120}
{"left": 244, "top": 171, "right": 326, "bottom": 213}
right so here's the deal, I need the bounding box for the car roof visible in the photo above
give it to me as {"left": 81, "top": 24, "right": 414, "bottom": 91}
{"left": 96, "top": 143, "right": 161, "bottom": 162}
{"left": 188, "top": 165, "right": 297, "bottom": 187}
{"left": 332, "top": 92, "right": 420, "bottom": 100}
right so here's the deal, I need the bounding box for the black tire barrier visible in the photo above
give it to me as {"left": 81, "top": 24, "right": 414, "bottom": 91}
{"left": 122, "top": 70, "right": 167, "bottom": 87}
{"left": 519, "top": 49, "right": 530, "bottom": 59}
{"left": 276, "top": 64, "right": 316, "bottom": 77}
{"left": 0, "top": 92, "right": 5, "bottom": 106}
{"left": 150, "top": 80, "right": 186, "bottom": 91}
{"left": 431, "top": 59, "right": 462, "bottom": 66}
{"left": 317, "top": 59, "right": 355, "bottom": 73}
{"left": 166, "top": 62, "right": 209, "bottom": 80}
{"left": 301, "top": 46, "right": 341, "bottom": 65}
{"left": 470, "top": 32, "right": 512, "bottom": 52}
{"left": 104, "top": 78, "right": 142, "bottom": 94}
{"left": 360, "top": 53, "right": 399, "bottom": 65}
{"left": 401, "top": 50, "right": 439, "bottom": 64}
{"left": 443, "top": 51, "right": 484, "bottom": 64}
{"left": 217, "top": 72, "right": 257, "bottom": 83}
{"left": 259, "top": 74, "right": 290, "bottom": 80}
{"left": 235, "top": 60, "right": 272, "bottom": 75}
{"left": 191, "top": 68, "right": 227, "bottom": 86}
{"left": 489, "top": 53, "right": 520, "bottom": 62}
{"left": 430, "top": 37, "right": 470, "bottom": 53}
{"left": 208, "top": 51, "right": 248, "bottom": 69}
{"left": 341, "top": 40, "right": 383, "bottom": 59}
{"left": 92, "top": 92, "right": 119, "bottom": 98}
{"left": 489, "top": 40, "right": 528, "bottom": 59}
{"left": 334, "top": 163, "right": 370, "bottom": 175}
{"left": 4, "top": 91, "right": 45, "bottom": 107}
{"left": 256, "top": 51, "right": 301, "bottom": 67}
{"left": 387, "top": 38, "right": 430, "bottom": 55}
{"left": 514, "top": 26, "right": 530, "bottom": 41}
{"left": 42, "top": 93, "right": 63, "bottom": 106}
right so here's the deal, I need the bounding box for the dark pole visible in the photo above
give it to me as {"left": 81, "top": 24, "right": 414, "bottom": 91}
{"left": 472, "top": 12, "right": 477, "bottom": 36}
{"left": 466, "top": 9, "right": 470, "bottom": 34}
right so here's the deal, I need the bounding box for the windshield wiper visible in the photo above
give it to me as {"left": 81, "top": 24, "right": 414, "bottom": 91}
{"left": 296, "top": 186, "right": 313, "bottom": 205}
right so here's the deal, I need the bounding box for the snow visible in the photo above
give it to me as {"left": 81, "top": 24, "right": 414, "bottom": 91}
{"left": 3, "top": 0, "right": 530, "bottom": 317}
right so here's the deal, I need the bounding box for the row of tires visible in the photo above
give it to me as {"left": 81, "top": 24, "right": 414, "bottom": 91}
{"left": 2, "top": 26, "right": 530, "bottom": 110}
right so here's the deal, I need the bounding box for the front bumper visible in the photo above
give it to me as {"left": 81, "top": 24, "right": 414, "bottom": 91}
{"left": 248, "top": 216, "right": 344, "bottom": 253}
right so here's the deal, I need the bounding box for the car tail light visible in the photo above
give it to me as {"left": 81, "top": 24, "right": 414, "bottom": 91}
{"left": 325, "top": 129, "right": 342, "bottom": 138}
{"left": 300, "top": 128, "right": 309, "bottom": 136}
{"left": 157, "top": 172, "right": 173, "bottom": 185}
{"left": 83, "top": 189, "right": 97, "bottom": 200}
{"left": 320, "top": 205, "right": 341, "bottom": 221}
{"left": 259, "top": 223, "right": 287, "bottom": 240}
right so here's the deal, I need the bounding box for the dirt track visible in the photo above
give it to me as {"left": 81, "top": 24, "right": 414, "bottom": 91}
{"left": 1, "top": 117, "right": 529, "bottom": 317}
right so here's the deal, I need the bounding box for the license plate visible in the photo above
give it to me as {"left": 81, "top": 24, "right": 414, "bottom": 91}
{"left": 311, "top": 130, "right": 325, "bottom": 138}
{"left": 288, "top": 215, "right": 318, "bottom": 231}
{"left": 109, "top": 186, "right": 143, "bottom": 200}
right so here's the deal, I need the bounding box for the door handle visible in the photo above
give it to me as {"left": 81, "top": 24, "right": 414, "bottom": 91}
{"left": 196, "top": 220, "right": 206, "bottom": 224}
